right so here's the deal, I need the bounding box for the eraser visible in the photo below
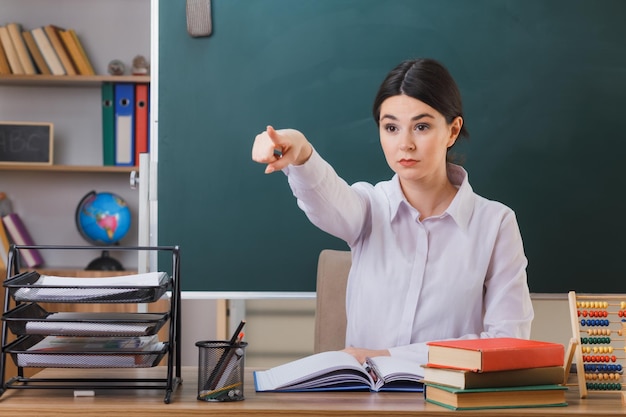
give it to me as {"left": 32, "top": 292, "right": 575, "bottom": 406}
{"left": 74, "top": 390, "right": 95, "bottom": 397}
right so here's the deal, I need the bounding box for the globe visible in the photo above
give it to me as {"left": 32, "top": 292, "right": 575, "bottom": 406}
{"left": 75, "top": 191, "right": 131, "bottom": 245}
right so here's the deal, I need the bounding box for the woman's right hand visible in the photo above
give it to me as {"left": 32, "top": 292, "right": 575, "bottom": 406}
{"left": 252, "top": 126, "right": 313, "bottom": 174}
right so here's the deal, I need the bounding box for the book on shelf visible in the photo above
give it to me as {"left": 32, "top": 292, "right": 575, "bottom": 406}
{"left": 253, "top": 350, "right": 424, "bottom": 393}
{"left": 1, "top": 213, "right": 43, "bottom": 268}
{"left": 58, "top": 28, "right": 94, "bottom": 76}
{"left": 32, "top": 27, "right": 65, "bottom": 75}
{"left": 68, "top": 29, "right": 95, "bottom": 75}
{"left": 0, "top": 218, "right": 11, "bottom": 270}
{"left": 21, "top": 30, "right": 51, "bottom": 75}
{"left": 426, "top": 337, "right": 565, "bottom": 372}
{"left": 43, "top": 24, "right": 77, "bottom": 75}
{"left": 0, "top": 25, "right": 24, "bottom": 74}
{"left": 6, "top": 23, "right": 36, "bottom": 75}
{"left": 0, "top": 38, "right": 12, "bottom": 75}
{"left": 423, "top": 383, "right": 567, "bottom": 410}
{"left": 421, "top": 364, "right": 565, "bottom": 390}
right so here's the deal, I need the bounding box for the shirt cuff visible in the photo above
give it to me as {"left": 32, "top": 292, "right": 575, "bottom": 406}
{"left": 283, "top": 148, "right": 326, "bottom": 190}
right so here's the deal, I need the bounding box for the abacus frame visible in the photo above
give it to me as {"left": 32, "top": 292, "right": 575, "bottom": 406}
{"left": 567, "top": 291, "right": 626, "bottom": 399}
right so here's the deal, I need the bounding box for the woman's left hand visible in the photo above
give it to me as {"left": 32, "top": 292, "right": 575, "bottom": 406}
{"left": 341, "top": 347, "right": 390, "bottom": 365}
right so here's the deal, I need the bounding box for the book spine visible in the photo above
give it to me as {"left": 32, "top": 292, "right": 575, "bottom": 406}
{"left": 32, "top": 27, "right": 65, "bottom": 75}
{"left": 7, "top": 23, "right": 36, "bottom": 74}
{"left": 0, "top": 36, "right": 11, "bottom": 75}
{"left": 68, "top": 29, "right": 95, "bottom": 75}
{"left": 22, "top": 30, "right": 51, "bottom": 75}
{"left": 0, "top": 26, "right": 24, "bottom": 74}
{"left": 1, "top": 213, "right": 44, "bottom": 268}
{"left": 43, "top": 25, "right": 76, "bottom": 75}
{"left": 58, "top": 29, "right": 89, "bottom": 75}
{"left": 0, "top": 219, "right": 9, "bottom": 270}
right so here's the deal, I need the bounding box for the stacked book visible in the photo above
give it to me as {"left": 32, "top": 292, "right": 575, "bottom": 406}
{"left": 422, "top": 337, "right": 567, "bottom": 410}
{"left": 0, "top": 22, "right": 95, "bottom": 76}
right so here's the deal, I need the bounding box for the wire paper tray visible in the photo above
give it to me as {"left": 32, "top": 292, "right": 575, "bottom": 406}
{"left": 5, "top": 335, "right": 168, "bottom": 369}
{"left": 4, "top": 271, "right": 171, "bottom": 303}
{"left": 2, "top": 303, "right": 169, "bottom": 337}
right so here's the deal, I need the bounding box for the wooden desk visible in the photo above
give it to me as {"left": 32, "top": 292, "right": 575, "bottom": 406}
{"left": 0, "top": 367, "right": 624, "bottom": 416}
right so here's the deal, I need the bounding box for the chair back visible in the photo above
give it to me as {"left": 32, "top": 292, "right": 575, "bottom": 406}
{"left": 314, "top": 249, "right": 351, "bottom": 353}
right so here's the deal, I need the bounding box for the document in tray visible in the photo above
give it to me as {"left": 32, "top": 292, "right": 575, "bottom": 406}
{"left": 16, "top": 334, "right": 164, "bottom": 367}
{"left": 27, "top": 334, "right": 160, "bottom": 350}
{"left": 13, "top": 272, "right": 168, "bottom": 301}
{"left": 25, "top": 312, "right": 159, "bottom": 336}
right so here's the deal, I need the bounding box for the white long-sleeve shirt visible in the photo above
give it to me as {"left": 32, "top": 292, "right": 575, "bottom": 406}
{"left": 284, "top": 149, "right": 534, "bottom": 365}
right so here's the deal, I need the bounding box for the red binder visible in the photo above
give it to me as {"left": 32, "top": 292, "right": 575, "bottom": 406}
{"left": 134, "top": 83, "right": 149, "bottom": 166}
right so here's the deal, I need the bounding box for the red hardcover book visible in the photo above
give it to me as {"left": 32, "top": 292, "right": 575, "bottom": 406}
{"left": 134, "top": 83, "right": 149, "bottom": 166}
{"left": 426, "top": 338, "right": 564, "bottom": 372}
{"left": 1, "top": 213, "right": 44, "bottom": 268}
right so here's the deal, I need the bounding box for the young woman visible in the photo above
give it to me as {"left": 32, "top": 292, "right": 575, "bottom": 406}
{"left": 251, "top": 58, "right": 533, "bottom": 365}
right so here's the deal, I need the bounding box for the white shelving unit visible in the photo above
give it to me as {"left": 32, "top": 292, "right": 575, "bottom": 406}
{"left": 1, "top": 0, "right": 151, "bottom": 270}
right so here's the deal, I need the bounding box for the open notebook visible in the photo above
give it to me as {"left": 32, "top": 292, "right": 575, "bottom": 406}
{"left": 254, "top": 350, "right": 424, "bottom": 392}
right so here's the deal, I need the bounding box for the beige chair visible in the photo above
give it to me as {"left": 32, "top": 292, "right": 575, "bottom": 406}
{"left": 314, "top": 249, "right": 352, "bottom": 353}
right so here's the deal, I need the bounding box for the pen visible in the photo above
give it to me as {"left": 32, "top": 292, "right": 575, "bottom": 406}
{"left": 229, "top": 320, "right": 246, "bottom": 345}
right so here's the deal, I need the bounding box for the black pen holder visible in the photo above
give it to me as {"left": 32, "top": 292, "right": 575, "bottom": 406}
{"left": 196, "top": 340, "right": 247, "bottom": 402}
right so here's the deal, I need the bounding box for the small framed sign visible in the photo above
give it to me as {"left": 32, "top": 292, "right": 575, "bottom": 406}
{"left": 0, "top": 122, "right": 54, "bottom": 165}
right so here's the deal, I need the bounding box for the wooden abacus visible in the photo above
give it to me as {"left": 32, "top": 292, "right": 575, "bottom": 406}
{"left": 568, "top": 291, "right": 626, "bottom": 403}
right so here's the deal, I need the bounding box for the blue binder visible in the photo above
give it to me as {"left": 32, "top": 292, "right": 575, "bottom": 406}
{"left": 114, "top": 83, "right": 135, "bottom": 166}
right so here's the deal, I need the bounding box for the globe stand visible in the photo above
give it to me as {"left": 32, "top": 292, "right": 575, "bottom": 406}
{"left": 86, "top": 250, "right": 124, "bottom": 271}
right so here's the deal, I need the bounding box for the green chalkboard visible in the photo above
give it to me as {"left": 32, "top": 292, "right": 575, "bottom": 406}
{"left": 159, "top": 0, "right": 626, "bottom": 293}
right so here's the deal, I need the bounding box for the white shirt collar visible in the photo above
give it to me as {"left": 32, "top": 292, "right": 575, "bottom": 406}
{"left": 387, "top": 163, "right": 475, "bottom": 231}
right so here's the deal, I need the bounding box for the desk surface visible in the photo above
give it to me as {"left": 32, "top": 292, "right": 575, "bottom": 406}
{"left": 0, "top": 367, "right": 624, "bottom": 417}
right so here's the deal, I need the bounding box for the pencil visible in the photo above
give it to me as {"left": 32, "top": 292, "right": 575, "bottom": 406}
{"left": 205, "top": 320, "right": 246, "bottom": 389}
